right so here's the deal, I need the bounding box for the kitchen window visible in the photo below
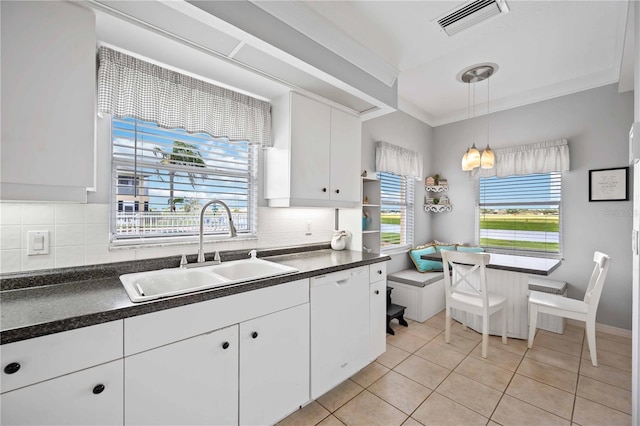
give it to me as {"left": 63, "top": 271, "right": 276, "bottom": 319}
{"left": 379, "top": 171, "right": 414, "bottom": 252}
{"left": 111, "top": 117, "right": 257, "bottom": 243}
{"left": 477, "top": 172, "right": 562, "bottom": 257}
{"left": 97, "top": 46, "right": 269, "bottom": 246}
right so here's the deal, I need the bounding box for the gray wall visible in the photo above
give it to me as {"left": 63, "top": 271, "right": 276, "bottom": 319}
{"left": 433, "top": 84, "right": 634, "bottom": 329}
{"left": 361, "top": 110, "right": 434, "bottom": 273}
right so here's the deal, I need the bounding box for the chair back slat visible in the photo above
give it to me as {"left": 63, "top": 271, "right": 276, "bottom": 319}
{"left": 442, "top": 250, "right": 491, "bottom": 309}
{"left": 583, "top": 251, "right": 611, "bottom": 313}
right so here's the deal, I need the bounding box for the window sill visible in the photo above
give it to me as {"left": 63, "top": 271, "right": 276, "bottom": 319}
{"left": 381, "top": 245, "right": 412, "bottom": 256}
{"left": 110, "top": 234, "right": 257, "bottom": 250}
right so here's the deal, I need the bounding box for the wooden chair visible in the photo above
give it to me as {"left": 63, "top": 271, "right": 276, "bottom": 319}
{"left": 528, "top": 251, "right": 611, "bottom": 367}
{"left": 442, "top": 250, "right": 508, "bottom": 358}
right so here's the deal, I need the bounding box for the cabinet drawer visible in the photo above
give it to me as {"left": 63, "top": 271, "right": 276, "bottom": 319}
{"left": 1, "top": 320, "right": 123, "bottom": 393}
{"left": 1, "top": 359, "right": 123, "bottom": 426}
{"left": 125, "top": 279, "right": 309, "bottom": 356}
{"left": 369, "top": 262, "right": 387, "bottom": 283}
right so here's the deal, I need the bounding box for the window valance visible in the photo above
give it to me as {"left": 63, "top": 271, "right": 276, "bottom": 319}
{"left": 375, "top": 141, "right": 423, "bottom": 179}
{"left": 474, "top": 139, "right": 570, "bottom": 178}
{"left": 97, "top": 46, "right": 272, "bottom": 147}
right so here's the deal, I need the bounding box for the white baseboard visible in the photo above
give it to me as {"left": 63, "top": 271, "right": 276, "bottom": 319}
{"left": 566, "top": 319, "right": 631, "bottom": 339}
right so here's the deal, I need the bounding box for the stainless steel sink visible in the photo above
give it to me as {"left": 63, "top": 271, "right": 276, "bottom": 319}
{"left": 120, "top": 258, "right": 298, "bottom": 303}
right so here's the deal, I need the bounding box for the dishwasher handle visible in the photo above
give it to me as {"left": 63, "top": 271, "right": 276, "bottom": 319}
{"left": 311, "top": 266, "right": 367, "bottom": 287}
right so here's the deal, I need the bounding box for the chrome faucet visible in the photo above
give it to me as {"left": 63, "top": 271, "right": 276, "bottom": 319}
{"left": 197, "top": 199, "right": 238, "bottom": 263}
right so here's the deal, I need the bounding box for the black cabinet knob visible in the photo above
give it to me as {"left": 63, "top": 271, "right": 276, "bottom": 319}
{"left": 374, "top": 290, "right": 380, "bottom": 295}
{"left": 322, "top": 188, "right": 327, "bottom": 193}
{"left": 377, "top": 270, "right": 383, "bottom": 275}
{"left": 92, "top": 384, "right": 105, "bottom": 395}
{"left": 4, "top": 362, "right": 20, "bottom": 375}
{"left": 335, "top": 189, "right": 340, "bottom": 194}
{"left": 251, "top": 331, "right": 258, "bottom": 339}
{"left": 222, "top": 341, "right": 230, "bottom": 350}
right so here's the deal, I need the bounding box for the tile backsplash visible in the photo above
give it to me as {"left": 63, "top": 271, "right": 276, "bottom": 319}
{"left": 0, "top": 203, "right": 336, "bottom": 274}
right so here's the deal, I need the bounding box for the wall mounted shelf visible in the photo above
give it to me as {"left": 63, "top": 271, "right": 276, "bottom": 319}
{"left": 424, "top": 204, "right": 453, "bottom": 213}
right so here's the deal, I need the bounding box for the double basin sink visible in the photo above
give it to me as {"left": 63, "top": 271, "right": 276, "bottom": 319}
{"left": 120, "top": 258, "right": 298, "bottom": 303}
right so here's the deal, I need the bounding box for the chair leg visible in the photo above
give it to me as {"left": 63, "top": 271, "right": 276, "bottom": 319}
{"left": 481, "top": 316, "right": 488, "bottom": 358}
{"left": 528, "top": 303, "right": 538, "bottom": 348}
{"left": 586, "top": 318, "right": 598, "bottom": 367}
{"left": 445, "top": 311, "right": 451, "bottom": 344}
{"left": 501, "top": 308, "right": 508, "bottom": 345}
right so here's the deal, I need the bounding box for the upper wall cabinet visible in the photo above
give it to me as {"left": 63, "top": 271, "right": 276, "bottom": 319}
{"left": 265, "top": 92, "right": 361, "bottom": 208}
{"left": 1, "top": 1, "right": 96, "bottom": 202}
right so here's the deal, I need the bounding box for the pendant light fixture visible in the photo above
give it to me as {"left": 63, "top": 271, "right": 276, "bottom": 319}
{"left": 458, "top": 63, "right": 497, "bottom": 171}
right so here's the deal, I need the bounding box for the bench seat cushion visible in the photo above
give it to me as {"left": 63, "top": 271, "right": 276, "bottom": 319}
{"left": 387, "top": 269, "right": 444, "bottom": 288}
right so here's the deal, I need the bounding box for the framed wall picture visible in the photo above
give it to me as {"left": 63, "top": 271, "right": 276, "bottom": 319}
{"left": 589, "top": 167, "right": 629, "bottom": 202}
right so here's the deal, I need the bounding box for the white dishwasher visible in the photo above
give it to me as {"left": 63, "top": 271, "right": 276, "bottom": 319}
{"left": 310, "top": 266, "right": 370, "bottom": 399}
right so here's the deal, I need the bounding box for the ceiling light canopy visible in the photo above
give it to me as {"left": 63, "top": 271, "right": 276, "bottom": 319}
{"left": 436, "top": 0, "right": 510, "bottom": 37}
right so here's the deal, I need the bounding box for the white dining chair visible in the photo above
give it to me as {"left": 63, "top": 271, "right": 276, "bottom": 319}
{"left": 527, "top": 251, "right": 611, "bottom": 367}
{"left": 442, "top": 250, "right": 508, "bottom": 358}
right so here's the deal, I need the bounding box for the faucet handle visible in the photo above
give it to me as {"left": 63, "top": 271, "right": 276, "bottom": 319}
{"left": 248, "top": 249, "right": 258, "bottom": 259}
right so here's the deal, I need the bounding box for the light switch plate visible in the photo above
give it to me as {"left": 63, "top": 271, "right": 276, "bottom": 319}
{"left": 27, "top": 230, "right": 50, "bottom": 255}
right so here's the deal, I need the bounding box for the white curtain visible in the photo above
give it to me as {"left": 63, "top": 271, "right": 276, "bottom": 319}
{"left": 375, "top": 141, "right": 424, "bottom": 179}
{"left": 97, "top": 46, "right": 272, "bottom": 147}
{"left": 474, "top": 139, "right": 570, "bottom": 178}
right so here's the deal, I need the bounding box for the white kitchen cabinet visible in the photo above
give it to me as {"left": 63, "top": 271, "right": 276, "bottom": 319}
{"left": 0, "top": 1, "right": 96, "bottom": 202}
{"left": 122, "top": 278, "right": 310, "bottom": 426}
{"left": 125, "top": 325, "right": 239, "bottom": 426}
{"left": 369, "top": 263, "right": 387, "bottom": 361}
{"left": 239, "top": 303, "right": 310, "bottom": 425}
{"left": 266, "top": 92, "right": 361, "bottom": 208}
{"left": 1, "top": 321, "right": 124, "bottom": 425}
{"left": 1, "top": 360, "right": 123, "bottom": 426}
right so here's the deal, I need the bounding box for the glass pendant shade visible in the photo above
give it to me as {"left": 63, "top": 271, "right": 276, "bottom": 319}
{"left": 467, "top": 144, "right": 481, "bottom": 169}
{"left": 481, "top": 145, "right": 495, "bottom": 169}
{"left": 461, "top": 149, "right": 473, "bottom": 171}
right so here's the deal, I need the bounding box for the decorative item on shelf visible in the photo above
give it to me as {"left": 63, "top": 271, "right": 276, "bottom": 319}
{"left": 433, "top": 197, "right": 440, "bottom": 205}
{"left": 437, "top": 178, "right": 448, "bottom": 186}
{"left": 434, "top": 174, "right": 440, "bottom": 184}
{"left": 425, "top": 176, "right": 435, "bottom": 186}
{"left": 440, "top": 195, "right": 450, "bottom": 205}
{"left": 458, "top": 63, "right": 498, "bottom": 171}
{"left": 362, "top": 212, "right": 370, "bottom": 231}
{"left": 425, "top": 196, "right": 434, "bottom": 204}
{"left": 363, "top": 195, "right": 369, "bottom": 204}
{"left": 361, "top": 170, "right": 368, "bottom": 177}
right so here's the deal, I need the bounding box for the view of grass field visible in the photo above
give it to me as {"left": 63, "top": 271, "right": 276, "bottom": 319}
{"left": 380, "top": 211, "right": 560, "bottom": 252}
{"left": 480, "top": 212, "right": 559, "bottom": 252}
{"left": 480, "top": 213, "right": 559, "bottom": 232}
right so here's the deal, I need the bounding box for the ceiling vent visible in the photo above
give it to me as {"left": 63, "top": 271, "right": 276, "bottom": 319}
{"left": 436, "top": 0, "right": 509, "bottom": 36}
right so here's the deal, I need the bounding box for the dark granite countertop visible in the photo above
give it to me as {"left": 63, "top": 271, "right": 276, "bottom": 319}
{"left": 1, "top": 245, "right": 390, "bottom": 345}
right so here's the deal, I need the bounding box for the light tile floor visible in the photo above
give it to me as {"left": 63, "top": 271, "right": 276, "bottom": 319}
{"left": 279, "top": 310, "right": 632, "bottom": 426}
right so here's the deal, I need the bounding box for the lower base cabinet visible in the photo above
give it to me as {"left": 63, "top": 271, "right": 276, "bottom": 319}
{"left": 125, "top": 325, "right": 239, "bottom": 426}
{"left": 369, "top": 280, "right": 387, "bottom": 361}
{"left": 124, "top": 304, "right": 310, "bottom": 426}
{"left": 240, "top": 303, "right": 310, "bottom": 425}
{"left": 1, "top": 360, "right": 123, "bottom": 426}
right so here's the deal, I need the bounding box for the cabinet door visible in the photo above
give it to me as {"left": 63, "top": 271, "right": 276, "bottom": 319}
{"left": 330, "top": 108, "right": 361, "bottom": 203}
{"left": 1, "top": 1, "right": 95, "bottom": 202}
{"left": 370, "top": 280, "right": 387, "bottom": 361}
{"left": 1, "top": 360, "right": 123, "bottom": 426}
{"left": 125, "top": 325, "right": 239, "bottom": 426}
{"left": 289, "top": 93, "right": 331, "bottom": 201}
{"left": 239, "top": 303, "right": 310, "bottom": 425}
